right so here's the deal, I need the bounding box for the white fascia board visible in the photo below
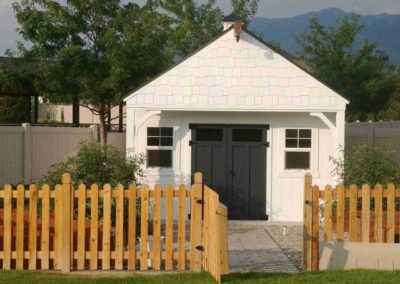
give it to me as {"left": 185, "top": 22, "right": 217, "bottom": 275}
{"left": 126, "top": 105, "right": 346, "bottom": 112}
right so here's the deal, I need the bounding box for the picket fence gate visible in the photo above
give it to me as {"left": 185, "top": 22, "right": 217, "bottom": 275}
{"left": 0, "top": 172, "right": 229, "bottom": 283}
{"left": 304, "top": 174, "right": 400, "bottom": 272}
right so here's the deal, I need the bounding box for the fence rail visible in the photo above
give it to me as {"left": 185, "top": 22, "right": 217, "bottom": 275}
{"left": 304, "top": 174, "right": 400, "bottom": 272}
{"left": 0, "top": 172, "right": 228, "bottom": 283}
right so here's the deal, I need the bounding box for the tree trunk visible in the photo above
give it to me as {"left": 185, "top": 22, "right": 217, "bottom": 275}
{"left": 99, "top": 111, "right": 108, "bottom": 146}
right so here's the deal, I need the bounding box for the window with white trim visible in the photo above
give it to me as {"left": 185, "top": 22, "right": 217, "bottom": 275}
{"left": 146, "top": 127, "right": 173, "bottom": 168}
{"left": 285, "top": 129, "right": 311, "bottom": 170}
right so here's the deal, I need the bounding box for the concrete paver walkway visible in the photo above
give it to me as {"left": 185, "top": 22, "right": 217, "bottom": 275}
{"left": 229, "top": 222, "right": 300, "bottom": 273}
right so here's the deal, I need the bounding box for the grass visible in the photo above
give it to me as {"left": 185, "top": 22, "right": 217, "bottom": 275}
{"left": 1, "top": 270, "right": 400, "bottom": 284}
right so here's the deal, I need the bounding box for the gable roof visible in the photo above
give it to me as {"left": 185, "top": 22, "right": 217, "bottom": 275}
{"left": 125, "top": 25, "right": 348, "bottom": 112}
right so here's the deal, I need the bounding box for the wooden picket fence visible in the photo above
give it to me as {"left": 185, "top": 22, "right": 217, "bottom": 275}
{"left": 304, "top": 174, "right": 400, "bottom": 272}
{"left": 0, "top": 172, "right": 229, "bottom": 283}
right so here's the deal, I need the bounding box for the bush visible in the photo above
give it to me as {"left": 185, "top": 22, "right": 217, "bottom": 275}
{"left": 41, "top": 141, "right": 144, "bottom": 187}
{"left": 333, "top": 144, "right": 400, "bottom": 186}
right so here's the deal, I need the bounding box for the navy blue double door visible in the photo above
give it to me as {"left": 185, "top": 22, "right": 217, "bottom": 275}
{"left": 191, "top": 124, "right": 268, "bottom": 220}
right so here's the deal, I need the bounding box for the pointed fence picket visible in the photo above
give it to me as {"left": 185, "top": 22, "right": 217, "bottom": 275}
{"left": 0, "top": 172, "right": 228, "bottom": 283}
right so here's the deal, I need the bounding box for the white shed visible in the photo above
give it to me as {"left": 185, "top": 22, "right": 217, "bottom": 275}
{"left": 124, "top": 17, "right": 348, "bottom": 222}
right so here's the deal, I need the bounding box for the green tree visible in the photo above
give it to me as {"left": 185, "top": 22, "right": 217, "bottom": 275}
{"left": 13, "top": 0, "right": 173, "bottom": 144}
{"left": 332, "top": 145, "right": 400, "bottom": 186}
{"left": 159, "top": 0, "right": 259, "bottom": 57}
{"left": 40, "top": 141, "right": 144, "bottom": 187}
{"left": 159, "top": 0, "right": 223, "bottom": 57}
{"left": 298, "top": 16, "right": 397, "bottom": 121}
{"left": 0, "top": 56, "right": 37, "bottom": 123}
{"left": 231, "top": 0, "right": 258, "bottom": 23}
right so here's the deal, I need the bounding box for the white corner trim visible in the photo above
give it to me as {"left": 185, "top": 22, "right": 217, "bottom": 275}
{"left": 310, "top": 112, "right": 339, "bottom": 147}
{"left": 310, "top": 112, "right": 335, "bottom": 130}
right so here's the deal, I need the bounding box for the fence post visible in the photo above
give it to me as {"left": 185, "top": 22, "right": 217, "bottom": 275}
{"left": 61, "top": 173, "right": 72, "bottom": 272}
{"left": 303, "top": 174, "right": 313, "bottom": 271}
{"left": 311, "top": 185, "right": 320, "bottom": 272}
{"left": 22, "top": 123, "right": 32, "bottom": 184}
{"left": 190, "top": 172, "right": 203, "bottom": 272}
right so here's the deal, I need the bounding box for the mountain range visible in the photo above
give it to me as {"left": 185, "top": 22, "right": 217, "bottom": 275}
{"left": 248, "top": 8, "right": 400, "bottom": 63}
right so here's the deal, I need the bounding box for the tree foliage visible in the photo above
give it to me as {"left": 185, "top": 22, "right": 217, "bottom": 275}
{"left": 13, "top": 0, "right": 173, "bottom": 144}
{"left": 40, "top": 141, "right": 144, "bottom": 187}
{"left": 231, "top": 0, "right": 258, "bottom": 23}
{"left": 332, "top": 144, "right": 400, "bottom": 186}
{"left": 0, "top": 56, "right": 38, "bottom": 123}
{"left": 159, "top": 0, "right": 223, "bottom": 57}
{"left": 298, "top": 16, "right": 398, "bottom": 121}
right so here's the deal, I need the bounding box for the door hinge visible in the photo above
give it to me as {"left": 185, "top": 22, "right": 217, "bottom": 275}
{"left": 264, "top": 142, "right": 270, "bottom": 147}
{"left": 196, "top": 199, "right": 204, "bottom": 205}
{"left": 189, "top": 140, "right": 197, "bottom": 146}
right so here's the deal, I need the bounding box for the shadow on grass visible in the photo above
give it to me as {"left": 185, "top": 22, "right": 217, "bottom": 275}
{"left": 222, "top": 270, "right": 400, "bottom": 284}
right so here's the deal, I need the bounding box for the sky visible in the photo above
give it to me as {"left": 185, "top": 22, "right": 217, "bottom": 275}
{"left": 1, "top": 0, "right": 400, "bottom": 55}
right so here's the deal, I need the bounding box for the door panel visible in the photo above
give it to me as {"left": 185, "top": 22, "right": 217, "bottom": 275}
{"left": 191, "top": 125, "right": 267, "bottom": 220}
{"left": 249, "top": 145, "right": 267, "bottom": 219}
{"left": 230, "top": 145, "right": 251, "bottom": 219}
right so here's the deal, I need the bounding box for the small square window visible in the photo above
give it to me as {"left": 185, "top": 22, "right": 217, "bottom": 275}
{"left": 147, "top": 150, "right": 172, "bottom": 167}
{"left": 147, "top": 137, "right": 160, "bottom": 146}
{"left": 232, "top": 129, "right": 263, "bottom": 142}
{"left": 147, "top": 127, "right": 160, "bottom": 137}
{"left": 196, "top": 128, "right": 223, "bottom": 142}
{"left": 161, "top": 137, "right": 173, "bottom": 146}
{"left": 285, "top": 152, "right": 310, "bottom": 169}
{"left": 161, "top": 127, "right": 173, "bottom": 137}
{"left": 286, "top": 129, "right": 298, "bottom": 138}
{"left": 285, "top": 139, "right": 298, "bottom": 148}
{"left": 299, "top": 139, "right": 311, "bottom": 148}
{"left": 147, "top": 127, "right": 173, "bottom": 146}
{"left": 299, "top": 129, "right": 311, "bottom": 138}
{"left": 285, "top": 129, "right": 311, "bottom": 149}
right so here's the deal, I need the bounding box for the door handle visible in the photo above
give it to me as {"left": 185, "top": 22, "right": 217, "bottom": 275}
{"left": 230, "top": 170, "right": 235, "bottom": 177}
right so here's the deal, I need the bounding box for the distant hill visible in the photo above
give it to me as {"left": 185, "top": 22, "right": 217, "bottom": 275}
{"left": 248, "top": 8, "right": 400, "bottom": 63}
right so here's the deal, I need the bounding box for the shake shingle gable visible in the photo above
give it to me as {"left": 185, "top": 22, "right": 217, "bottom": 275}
{"left": 124, "top": 26, "right": 348, "bottom": 111}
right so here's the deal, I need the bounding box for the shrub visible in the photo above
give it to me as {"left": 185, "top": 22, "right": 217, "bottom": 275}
{"left": 333, "top": 144, "right": 400, "bottom": 186}
{"left": 40, "top": 141, "right": 144, "bottom": 187}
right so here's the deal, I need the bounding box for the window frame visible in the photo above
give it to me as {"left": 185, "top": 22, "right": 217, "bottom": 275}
{"left": 146, "top": 126, "right": 174, "bottom": 169}
{"left": 283, "top": 128, "right": 313, "bottom": 171}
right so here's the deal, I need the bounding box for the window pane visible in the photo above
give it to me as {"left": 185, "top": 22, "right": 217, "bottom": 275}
{"left": 160, "top": 137, "right": 173, "bottom": 146}
{"left": 147, "top": 150, "right": 172, "bottom": 167}
{"left": 161, "top": 127, "right": 173, "bottom": 137}
{"left": 285, "top": 139, "right": 298, "bottom": 148}
{"left": 196, "top": 128, "right": 223, "bottom": 141}
{"left": 299, "top": 129, "right": 311, "bottom": 138}
{"left": 147, "top": 127, "right": 160, "bottom": 137}
{"left": 285, "top": 152, "right": 310, "bottom": 169}
{"left": 299, "top": 139, "right": 311, "bottom": 148}
{"left": 232, "top": 129, "right": 263, "bottom": 142}
{"left": 286, "top": 129, "right": 298, "bottom": 138}
{"left": 147, "top": 137, "right": 160, "bottom": 146}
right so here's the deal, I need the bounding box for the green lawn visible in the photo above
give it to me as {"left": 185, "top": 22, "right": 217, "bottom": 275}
{"left": 1, "top": 270, "right": 400, "bottom": 284}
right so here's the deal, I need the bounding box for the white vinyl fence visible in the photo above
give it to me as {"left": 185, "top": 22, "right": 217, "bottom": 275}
{"left": 0, "top": 124, "right": 126, "bottom": 186}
